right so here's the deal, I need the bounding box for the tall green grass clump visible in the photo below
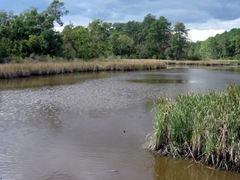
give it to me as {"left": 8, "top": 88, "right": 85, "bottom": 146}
{"left": 150, "top": 86, "right": 240, "bottom": 171}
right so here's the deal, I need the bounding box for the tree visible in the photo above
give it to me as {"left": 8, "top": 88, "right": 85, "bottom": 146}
{"left": 40, "top": 29, "right": 63, "bottom": 56}
{"left": 0, "top": 0, "right": 68, "bottom": 61}
{"left": 232, "top": 35, "right": 240, "bottom": 56}
{"left": 62, "top": 25, "right": 91, "bottom": 59}
{"left": 140, "top": 14, "right": 156, "bottom": 43}
{"left": 123, "top": 21, "right": 141, "bottom": 44}
{"left": 44, "top": 0, "right": 69, "bottom": 27}
{"left": 191, "top": 28, "right": 240, "bottom": 60}
{"left": 200, "top": 37, "right": 218, "bottom": 59}
{"left": 0, "top": 11, "right": 14, "bottom": 61}
{"left": 0, "top": 11, "right": 15, "bottom": 37}
{"left": 110, "top": 33, "right": 134, "bottom": 56}
{"left": 88, "top": 19, "right": 112, "bottom": 58}
{"left": 0, "top": 37, "right": 12, "bottom": 62}
{"left": 61, "top": 24, "right": 77, "bottom": 59}
{"left": 146, "top": 16, "right": 171, "bottom": 59}
{"left": 167, "top": 22, "right": 189, "bottom": 60}
{"left": 187, "top": 41, "right": 201, "bottom": 60}
{"left": 111, "top": 21, "right": 141, "bottom": 57}
{"left": 215, "top": 32, "right": 230, "bottom": 58}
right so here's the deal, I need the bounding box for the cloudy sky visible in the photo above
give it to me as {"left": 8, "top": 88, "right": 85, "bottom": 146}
{"left": 1, "top": 0, "right": 240, "bottom": 41}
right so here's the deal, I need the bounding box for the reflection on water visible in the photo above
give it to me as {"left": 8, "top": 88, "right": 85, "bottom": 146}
{"left": 0, "top": 66, "right": 240, "bottom": 180}
{"left": 154, "top": 155, "right": 240, "bottom": 180}
{"left": 0, "top": 72, "right": 112, "bottom": 90}
{"left": 128, "top": 79, "right": 187, "bottom": 84}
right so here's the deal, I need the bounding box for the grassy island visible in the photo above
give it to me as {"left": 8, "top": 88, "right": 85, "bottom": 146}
{"left": 149, "top": 86, "right": 240, "bottom": 172}
{"left": 0, "top": 60, "right": 166, "bottom": 79}
{"left": 165, "top": 60, "right": 239, "bottom": 66}
{"left": 1, "top": 59, "right": 239, "bottom": 79}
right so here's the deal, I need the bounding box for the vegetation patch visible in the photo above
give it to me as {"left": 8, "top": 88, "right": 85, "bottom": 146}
{"left": 0, "top": 60, "right": 166, "bottom": 79}
{"left": 2, "top": 1, "right": 240, "bottom": 63}
{"left": 148, "top": 86, "right": 240, "bottom": 172}
{"left": 166, "top": 60, "right": 239, "bottom": 66}
{"left": 128, "top": 78, "right": 186, "bottom": 84}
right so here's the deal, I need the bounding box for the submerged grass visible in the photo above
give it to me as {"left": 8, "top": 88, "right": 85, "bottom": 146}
{"left": 149, "top": 86, "right": 240, "bottom": 172}
{"left": 0, "top": 60, "right": 166, "bottom": 79}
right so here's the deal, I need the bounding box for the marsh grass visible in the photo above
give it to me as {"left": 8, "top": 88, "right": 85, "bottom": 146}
{"left": 0, "top": 60, "right": 166, "bottom": 79}
{"left": 165, "top": 60, "right": 239, "bottom": 66}
{"left": 1, "top": 59, "right": 238, "bottom": 79}
{"left": 149, "top": 86, "right": 240, "bottom": 172}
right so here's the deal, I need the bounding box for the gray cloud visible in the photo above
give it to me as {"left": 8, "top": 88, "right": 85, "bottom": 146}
{"left": 1, "top": 0, "right": 240, "bottom": 41}
{"left": 61, "top": 0, "right": 240, "bottom": 25}
{"left": 1, "top": 0, "right": 240, "bottom": 23}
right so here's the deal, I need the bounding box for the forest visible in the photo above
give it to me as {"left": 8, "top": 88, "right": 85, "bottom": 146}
{"left": 1, "top": 0, "right": 240, "bottom": 63}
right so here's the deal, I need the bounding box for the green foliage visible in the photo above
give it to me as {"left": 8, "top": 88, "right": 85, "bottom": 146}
{"left": 2, "top": 2, "right": 240, "bottom": 62}
{"left": 140, "top": 14, "right": 156, "bottom": 43}
{"left": 0, "top": 37, "right": 12, "bottom": 63}
{"left": 146, "top": 16, "right": 171, "bottom": 59}
{"left": 44, "top": 0, "right": 69, "bottom": 27}
{"left": 110, "top": 33, "right": 134, "bottom": 56}
{"left": 197, "top": 28, "right": 240, "bottom": 60}
{"left": 167, "top": 22, "right": 189, "bottom": 60}
{"left": 88, "top": 19, "right": 112, "bottom": 58}
{"left": 187, "top": 41, "right": 201, "bottom": 60}
{"left": 62, "top": 24, "right": 91, "bottom": 59}
{"left": 0, "top": 1, "right": 68, "bottom": 62}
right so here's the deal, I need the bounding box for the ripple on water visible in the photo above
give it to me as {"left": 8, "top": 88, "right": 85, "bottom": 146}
{"left": 1, "top": 68, "right": 240, "bottom": 180}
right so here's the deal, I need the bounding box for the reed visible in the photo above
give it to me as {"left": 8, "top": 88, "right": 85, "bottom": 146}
{"left": 165, "top": 60, "right": 239, "bottom": 66}
{"left": 149, "top": 86, "right": 240, "bottom": 172}
{"left": 0, "top": 60, "right": 166, "bottom": 79}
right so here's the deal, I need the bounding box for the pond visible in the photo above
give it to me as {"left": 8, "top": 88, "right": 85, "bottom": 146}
{"left": 0, "top": 66, "right": 240, "bottom": 180}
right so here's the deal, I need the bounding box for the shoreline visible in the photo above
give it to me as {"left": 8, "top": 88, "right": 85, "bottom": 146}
{"left": 164, "top": 60, "right": 239, "bottom": 66}
{"left": 0, "top": 59, "right": 239, "bottom": 79}
{"left": 0, "top": 60, "right": 166, "bottom": 79}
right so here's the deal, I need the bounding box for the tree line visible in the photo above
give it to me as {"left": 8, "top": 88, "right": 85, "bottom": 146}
{"left": 194, "top": 29, "right": 240, "bottom": 60}
{"left": 62, "top": 15, "right": 190, "bottom": 60}
{"left": 0, "top": 0, "right": 240, "bottom": 63}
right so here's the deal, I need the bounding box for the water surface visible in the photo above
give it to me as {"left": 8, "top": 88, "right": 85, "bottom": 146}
{"left": 0, "top": 67, "right": 240, "bottom": 180}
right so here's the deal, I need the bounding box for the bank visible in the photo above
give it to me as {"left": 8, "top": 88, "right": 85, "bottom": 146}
{"left": 0, "top": 59, "right": 239, "bottom": 79}
{"left": 165, "top": 60, "right": 239, "bottom": 66}
{"left": 0, "top": 60, "right": 166, "bottom": 79}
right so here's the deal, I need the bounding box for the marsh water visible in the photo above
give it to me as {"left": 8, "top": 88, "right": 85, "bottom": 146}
{"left": 0, "top": 66, "right": 240, "bottom": 180}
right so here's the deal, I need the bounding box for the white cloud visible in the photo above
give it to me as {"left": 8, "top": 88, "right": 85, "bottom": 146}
{"left": 62, "top": 15, "right": 92, "bottom": 27}
{"left": 187, "top": 18, "right": 240, "bottom": 30}
{"left": 54, "top": 15, "right": 92, "bottom": 32}
{"left": 188, "top": 29, "right": 226, "bottom": 42}
{"left": 54, "top": 26, "right": 64, "bottom": 32}
{"left": 186, "top": 18, "right": 240, "bottom": 41}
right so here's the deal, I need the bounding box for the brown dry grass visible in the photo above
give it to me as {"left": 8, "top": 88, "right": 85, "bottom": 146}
{"left": 164, "top": 60, "right": 239, "bottom": 66}
{"left": 0, "top": 60, "right": 166, "bottom": 79}
{"left": 1, "top": 59, "right": 238, "bottom": 79}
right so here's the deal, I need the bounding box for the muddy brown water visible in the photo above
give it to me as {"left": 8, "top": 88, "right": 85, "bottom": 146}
{"left": 0, "top": 67, "right": 240, "bottom": 180}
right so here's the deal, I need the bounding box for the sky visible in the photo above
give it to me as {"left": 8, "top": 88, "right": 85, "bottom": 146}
{"left": 1, "top": 0, "right": 240, "bottom": 42}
